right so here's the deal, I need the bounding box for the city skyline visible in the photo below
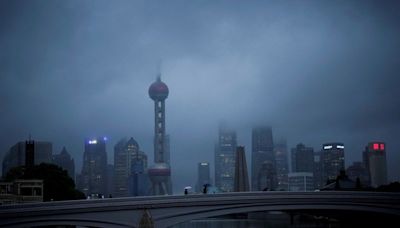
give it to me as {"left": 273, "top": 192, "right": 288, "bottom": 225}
{"left": 1, "top": 0, "right": 400, "bottom": 193}
{"left": 2, "top": 128, "right": 397, "bottom": 192}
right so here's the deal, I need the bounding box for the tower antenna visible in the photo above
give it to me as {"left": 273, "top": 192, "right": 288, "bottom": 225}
{"left": 156, "top": 59, "right": 162, "bottom": 81}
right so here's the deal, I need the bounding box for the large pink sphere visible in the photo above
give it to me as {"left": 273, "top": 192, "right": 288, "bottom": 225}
{"left": 149, "top": 78, "right": 169, "bottom": 101}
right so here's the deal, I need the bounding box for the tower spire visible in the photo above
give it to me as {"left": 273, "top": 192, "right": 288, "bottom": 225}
{"left": 156, "top": 59, "right": 162, "bottom": 81}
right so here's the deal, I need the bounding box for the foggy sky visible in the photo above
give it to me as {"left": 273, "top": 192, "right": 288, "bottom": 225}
{"left": 1, "top": 0, "right": 399, "bottom": 192}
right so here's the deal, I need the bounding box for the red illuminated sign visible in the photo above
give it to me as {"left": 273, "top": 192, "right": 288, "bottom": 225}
{"left": 373, "top": 143, "right": 379, "bottom": 150}
{"left": 371, "top": 143, "right": 385, "bottom": 151}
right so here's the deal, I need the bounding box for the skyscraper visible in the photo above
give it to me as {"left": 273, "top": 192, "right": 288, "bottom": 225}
{"left": 2, "top": 140, "right": 52, "bottom": 177}
{"left": 196, "top": 162, "right": 211, "bottom": 192}
{"left": 251, "top": 126, "right": 275, "bottom": 191}
{"left": 364, "top": 142, "right": 387, "bottom": 187}
{"left": 291, "top": 143, "right": 314, "bottom": 173}
{"left": 215, "top": 125, "right": 237, "bottom": 192}
{"left": 129, "top": 149, "right": 149, "bottom": 196}
{"left": 148, "top": 75, "right": 172, "bottom": 195}
{"left": 53, "top": 146, "right": 75, "bottom": 181}
{"left": 274, "top": 140, "right": 289, "bottom": 191}
{"left": 79, "top": 137, "right": 108, "bottom": 196}
{"left": 114, "top": 137, "right": 148, "bottom": 197}
{"left": 234, "top": 146, "right": 250, "bottom": 192}
{"left": 289, "top": 144, "right": 315, "bottom": 191}
{"left": 321, "top": 143, "right": 345, "bottom": 183}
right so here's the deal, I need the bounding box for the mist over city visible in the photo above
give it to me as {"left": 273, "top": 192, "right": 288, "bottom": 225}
{"left": 1, "top": 1, "right": 400, "bottom": 226}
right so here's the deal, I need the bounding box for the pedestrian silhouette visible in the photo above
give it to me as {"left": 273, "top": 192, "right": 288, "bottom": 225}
{"left": 184, "top": 188, "right": 188, "bottom": 195}
{"left": 202, "top": 184, "right": 209, "bottom": 194}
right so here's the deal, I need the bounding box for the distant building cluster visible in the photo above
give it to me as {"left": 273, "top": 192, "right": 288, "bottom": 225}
{"left": 212, "top": 125, "right": 388, "bottom": 193}
{"left": 0, "top": 77, "right": 391, "bottom": 204}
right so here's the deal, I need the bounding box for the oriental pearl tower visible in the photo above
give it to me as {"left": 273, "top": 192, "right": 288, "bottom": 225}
{"left": 148, "top": 74, "right": 172, "bottom": 195}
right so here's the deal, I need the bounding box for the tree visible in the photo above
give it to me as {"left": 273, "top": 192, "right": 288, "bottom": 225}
{"left": 4, "top": 163, "right": 85, "bottom": 201}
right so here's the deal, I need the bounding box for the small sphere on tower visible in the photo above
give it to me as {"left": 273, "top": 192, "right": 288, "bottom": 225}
{"left": 149, "top": 75, "right": 169, "bottom": 101}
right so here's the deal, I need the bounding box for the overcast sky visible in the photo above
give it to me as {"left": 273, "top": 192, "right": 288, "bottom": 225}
{"left": 1, "top": 0, "right": 399, "bottom": 192}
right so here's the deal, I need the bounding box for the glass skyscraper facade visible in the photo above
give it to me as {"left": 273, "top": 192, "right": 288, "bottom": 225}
{"left": 78, "top": 137, "right": 108, "bottom": 196}
{"left": 291, "top": 143, "right": 314, "bottom": 173}
{"left": 251, "top": 126, "right": 275, "bottom": 191}
{"left": 321, "top": 143, "right": 345, "bottom": 183}
{"left": 114, "top": 137, "right": 148, "bottom": 197}
{"left": 196, "top": 162, "right": 211, "bottom": 192}
{"left": 214, "top": 126, "right": 237, "bottom": 192}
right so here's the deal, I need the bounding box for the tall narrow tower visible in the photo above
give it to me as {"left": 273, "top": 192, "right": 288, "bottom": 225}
{"left": 364, "top": 142, "right": 387, "bottom": 187}
{"left": 234, "top": 146, "right": 249, "bottom": 192}
{"left": 148, "top": 75, "right": 172, "bottom": 195}
{"left": 215, "top": 125, "right": 237, "bottom": 192}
